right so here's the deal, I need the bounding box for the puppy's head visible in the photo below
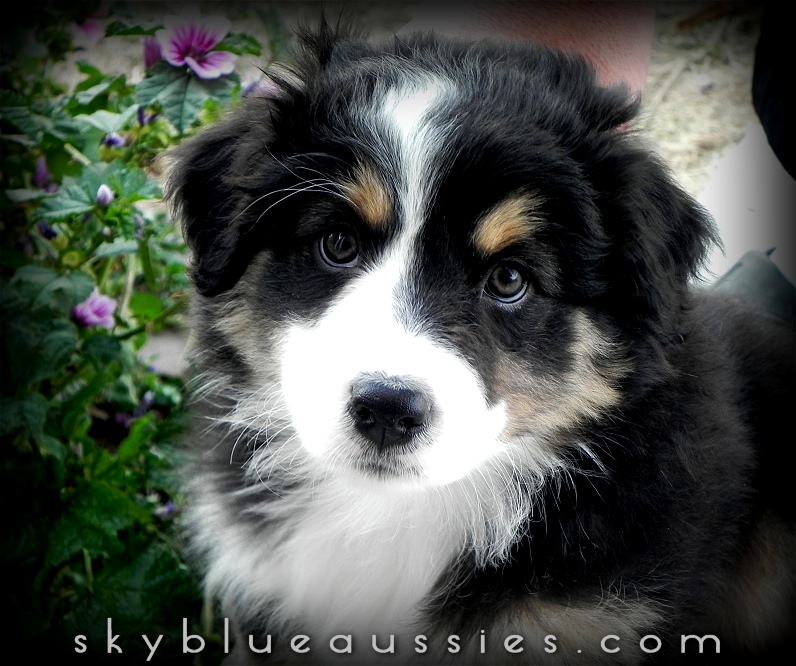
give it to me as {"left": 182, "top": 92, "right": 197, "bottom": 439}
{"left": 170, "top": 24, "right": 716, "bottom": 488}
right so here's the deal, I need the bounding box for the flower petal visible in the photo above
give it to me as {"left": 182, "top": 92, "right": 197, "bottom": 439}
{"left": 191, "top": 14, "right": 231, "bottom": 52}
{"left": 70, "top": 18, "right": 106, "bottom": 49}
{"left": 143, "top": 36, "right": 162, "bottom": 69}
{"left": 185, "top": 51, "right": 237, "bottom": 80}
{"left": 155, "top": 26, "right": 187, "bottom": 66}
{"left": 155, "top": 5, "right": 230, "bottom": 68}
{"left": 33, "top": 156, "right": 51, "bottom": 189}
{"left": 72, "top": 288, "right": 117, "bottom": 329}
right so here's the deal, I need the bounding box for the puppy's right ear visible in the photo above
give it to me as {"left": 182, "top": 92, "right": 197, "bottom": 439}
{"left": 166, "top": 76, "right": 301, "bottom": 297}
{"left": 168, "top": 18, "right": 352, "bottom": 296}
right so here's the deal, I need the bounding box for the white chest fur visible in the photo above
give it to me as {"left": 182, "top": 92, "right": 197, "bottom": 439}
{"left": 198, "top": 473, "right": 466, "bottom": 641}
{"left": 268, "top": 490, "right": 456, "bottom": 636}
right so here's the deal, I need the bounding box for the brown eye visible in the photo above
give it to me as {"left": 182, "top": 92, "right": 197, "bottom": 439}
{"left": 484, "top": 263, "right": 528, "bottom": 303}
{"left": 319, "top": 230, "right": 359, "bottom": 267}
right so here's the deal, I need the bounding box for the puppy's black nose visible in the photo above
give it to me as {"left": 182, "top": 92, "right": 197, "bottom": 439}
{"left": 349, "top": 376, "right": 432, "bottom": 451}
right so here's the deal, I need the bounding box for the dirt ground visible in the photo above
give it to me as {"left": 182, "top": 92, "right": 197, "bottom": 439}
{"left": 641, "top": 1, "right": 761, "bottom": 196}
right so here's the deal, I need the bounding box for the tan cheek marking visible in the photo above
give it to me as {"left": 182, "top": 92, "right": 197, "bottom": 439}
{"left": 212, "top": 253, "right": 276, "bottom": 375}
{"left": 716, "top": 513, "right": 795, "bottom": 650}
{"left": 340, "top": 163, "right": 391, "bottom": 229}
{"left": 496, "top": 311, "right": 630, "bottom": 439}
{"left": 472, "top": 194, "right": 544, "bottom": 256}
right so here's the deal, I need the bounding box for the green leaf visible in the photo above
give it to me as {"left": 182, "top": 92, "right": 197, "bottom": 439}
{"left": 73, "top": 80, "right": 118, "bottom": 107}
{"left": 5, "top": 188, "right": 48, "bottom": 203}
{"left": 10, "top": 266, "right": 94, "bottom": 312}
{"left": 112, "top": 165, "right": 161, "bottom": 201}
{"left": 0, "top": 106, "right": 48, "bottom": 142}
{"left": 104, "top": 20, "right": 162, "bottom": 37}
{"left": 135, "top": 63, "right": 236, "bottom": 133}
{"left": 2, "top": 310, "right": 78, "bottom": 393}
{"left": 35, "top": 433, "right": 67, "bottom": 463}
{"left": 75, "top": 106, "right": 137, "bottom": 134}
{"left": 118, "top": 412, "right": 158, "bottom": 461}
{"left": 0, "top": 514, "right": 53, "bottom": 567}
{"left": 32, "top": 324, "right": 80, "bottom": 383}
{"left": 75, "top": 61, "right": 105, "bottom": 86}
{"left": 82, "top": 332, "right": 123, "bottom": 365}
{"left": 0, "top": 393, "right": 48, "bottom": 436}
{"left": 216, "top": 32, "right": 263, "bottom": 57}
{"left": 63, "top": 543, "right": 200, "bottom": 656}
{"left": 129, "top": 292, "right": 164, "bottom": 322}
{"left": 44, "top": 480, "right": 145, "bottom": 568}
{"left": 93, "top": 239, "right": 138, "bottom": 259}
{"left": 36, "top": 183, "right": 94, "bottom": 219}
{"left": 104, "top": 374, "right": 139, "bottom": 412}
{"left": 0, "top": 89, "right": 27, "bottom": 107}
{"left": 154, "top": 382, "right": 183, "bottom": 409}
{"left": 0, "top": 97, "right": 82, "bottom": 147}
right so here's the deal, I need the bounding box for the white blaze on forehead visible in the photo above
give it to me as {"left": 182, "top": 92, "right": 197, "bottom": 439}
{"left": 373, "top": 74, "right": 453, "bottom": 237}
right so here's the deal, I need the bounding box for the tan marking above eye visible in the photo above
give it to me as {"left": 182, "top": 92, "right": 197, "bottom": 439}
{"left": 472, "top": 194, "right": 545, "bottom": 256}
{"left": 340, "top": 163, "right": 391, "bottom": 229}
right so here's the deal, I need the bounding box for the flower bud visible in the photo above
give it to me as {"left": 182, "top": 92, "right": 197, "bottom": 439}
{"left": 96, "top": 184, "right": 114, "bottom": 206}
{"left": 102, "top": 133, "right": 126, "bottom": 148}
{"left": 37, "top": 220, "right": 58, "bottom": 239}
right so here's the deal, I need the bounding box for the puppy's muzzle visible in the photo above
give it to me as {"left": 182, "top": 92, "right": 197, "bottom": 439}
{"left": 349, "top": 375, "right": 433, "bottom": 451}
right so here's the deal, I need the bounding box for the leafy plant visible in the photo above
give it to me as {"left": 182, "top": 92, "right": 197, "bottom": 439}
{"left": 1, "top": 3, "right": 286, "bottom": 662}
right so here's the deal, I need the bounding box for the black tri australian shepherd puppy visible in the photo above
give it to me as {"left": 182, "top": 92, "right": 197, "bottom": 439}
{"left": 169, "top": 21, "right": 794, "bottom": 665}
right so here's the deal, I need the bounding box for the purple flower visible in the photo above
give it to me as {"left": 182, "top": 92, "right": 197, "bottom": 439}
{"left": 102, "top": 132, "right": 126, "bottom": 148}
{"left": 241, "top": 78, "right": 282, "bottom": 99}
{"left": 155, "top": 500, "right": 177, "bottom": 520}
{"left": 115, "top": 412, "right": 134, "bottom": 428}
{"left": 37, "top": 220, "right": 58, "bottom": 239}
{"left": 70, "top": 17, "right": 106, "bottom": 50}
{"left": 96, "top": 184, "right": 114, "bottom": 206}
{"left": 155, "top": 5, "right": 237, "bottom": 80}
{"left": 72, "top": 288, "right": 117, "bottom": 329}
{"left": 33, "top": 157, "right": 49, "bottom": 187}
{"left": 136, "top": 106, "right": 159, "bottom": 126}
{"left": 133, "top": 390, "right": 155, "bottom": 417}
{"left": 133, "top": 214, "right": 145, "bottom": 239}
{"left": 33, "top": 156, "right": 58, "bottom": 193}
{"left": 143, "top": 36, "right": 162, "bottom": 69}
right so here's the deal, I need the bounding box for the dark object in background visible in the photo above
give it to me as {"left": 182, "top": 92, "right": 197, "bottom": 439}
{"left": 753, "top": 3, "right": 794, "bottom": 178}
{"left": 713, "top": 248, "right": 795, "bottom": 324}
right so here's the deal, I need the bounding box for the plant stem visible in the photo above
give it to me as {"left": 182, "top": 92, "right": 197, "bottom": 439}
{"left": 83, "top": 548, "right": 95, "bottom": 594}
{"left": 119, "top": 253, "right": 137, "bottom": 321}
{"left": 138, "top": 237, "right": 157, "bottom": 290}
{"left": 114, "top": 300, "right": 184, "bottom": 340}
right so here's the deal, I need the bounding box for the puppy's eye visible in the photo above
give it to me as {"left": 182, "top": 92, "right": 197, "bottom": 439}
{"left": 318, "top": 230, "right": 359, "bottom": 267}
{"left": 484, "top": 263, "right": 529, "bottom": 303}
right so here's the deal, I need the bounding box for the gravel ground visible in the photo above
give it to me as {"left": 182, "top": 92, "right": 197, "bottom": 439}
{"left": 640, "top": 1, "right": 761, "bottom": 196}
